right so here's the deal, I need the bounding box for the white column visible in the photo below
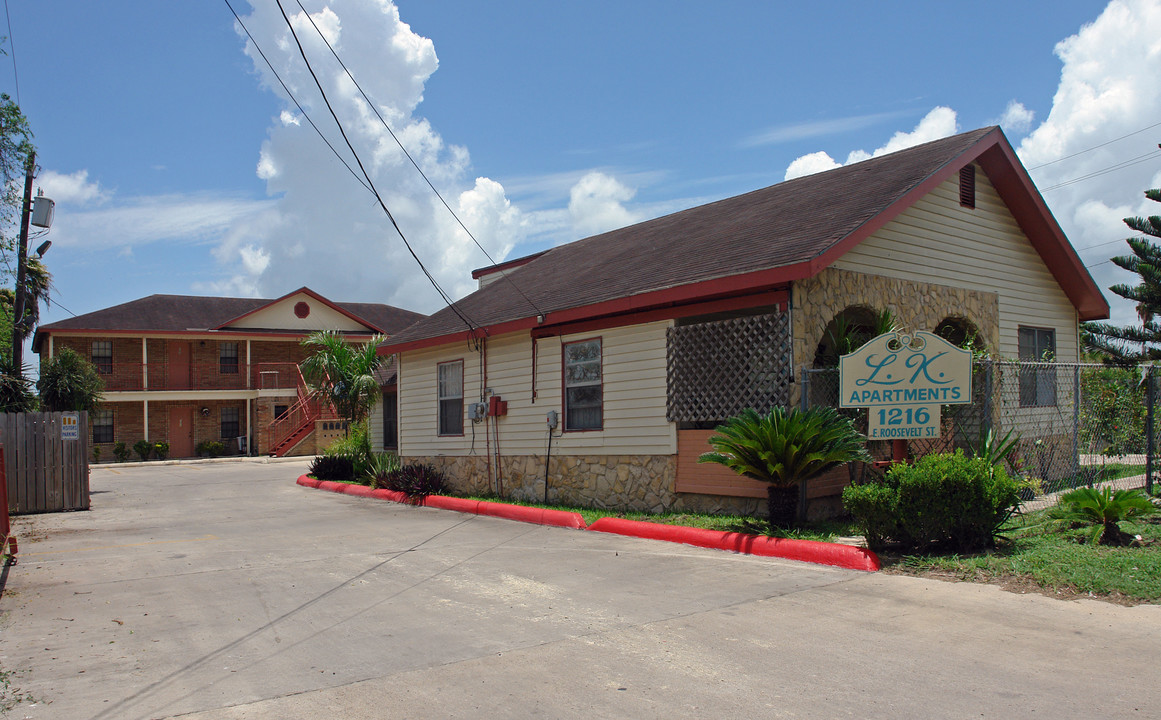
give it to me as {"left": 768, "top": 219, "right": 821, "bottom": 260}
{"left": 245, "top": 397, "right": 252, "bottom": 455}
{"left": 246, "top": 340, "right": 252, "bottom": 389}
{"left": 142, "top": 338, "right": 149, "bottom": 390}
{"left": 48, "top": 335, "right": 53, "bottom": 358}
{"left": 143, "top": 400, "right": 149, "bottom": 442}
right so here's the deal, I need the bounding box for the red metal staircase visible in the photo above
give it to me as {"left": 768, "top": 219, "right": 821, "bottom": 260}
{"left": 267, "top": 366, "right": 337, "bottom": 457}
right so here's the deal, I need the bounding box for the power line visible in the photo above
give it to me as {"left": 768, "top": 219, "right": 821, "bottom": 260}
{"left": 223, "top": 0, "right": 370, "bottom": 194}
{"left": 3, "top": 0, "right": 18, "bottom": 106}
{"left": 292, "top": 0, "right": 546, "bottom": 319}
{"left": 271, "top": 0, "right": 479, "bottom": 332}
{"left": 1028, "top": 121, "right": 1161, "bottom": 170}
{"left": 1041, "top": 148, "right": 1161, "bottom": 192}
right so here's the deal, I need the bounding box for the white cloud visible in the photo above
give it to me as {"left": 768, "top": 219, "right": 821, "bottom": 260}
{"left": 1017, "top": 0, "right": 1161, "bottom": 327}
{"left": 567, "top": 172, "right": 640, "bottom": 237}
{"left": 784, "top": 107, "right": 959, "bottom": 179}
{"left": 45, "top": 192, "right": 275, "bottom": 252}
{"left": 37, "top": 169, "right": 108, "bottom": 206}
{"left": 227, "top": 0, "right": 522, "bottom": 311}
{"left": 999, "top": 101, "right": 1035, "bottom": 133}
{"left": 742, "top": 111, "right": 911, "bottom": 148}
{"left": 784, "top": 151, "right": 842, "bottom": 181}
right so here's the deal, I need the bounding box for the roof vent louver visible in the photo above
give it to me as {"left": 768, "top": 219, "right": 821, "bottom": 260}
{"left": 959, "top": 165, "right": 976, "bottom": 209}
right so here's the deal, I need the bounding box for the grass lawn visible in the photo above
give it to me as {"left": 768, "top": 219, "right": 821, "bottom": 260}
{"left": 886, "top": 508, "right": 1161, "bottom": 605}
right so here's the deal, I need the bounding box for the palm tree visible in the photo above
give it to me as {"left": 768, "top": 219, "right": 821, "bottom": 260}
{"left": 299, "top": 330, "right": 386, "bottom": 434}
{"left": 699, "top": 406, "right": 871, "bottom": 526}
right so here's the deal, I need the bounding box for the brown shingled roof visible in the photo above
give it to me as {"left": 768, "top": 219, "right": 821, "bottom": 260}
{"left": 33, "top": 290, "right": 426, "bottom": 352}
{"left": 383, "top": 126, "right": 1107, "bottom": 354}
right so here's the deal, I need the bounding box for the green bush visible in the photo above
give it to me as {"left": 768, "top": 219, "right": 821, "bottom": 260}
{"left": 843, "top": 450, "right": 1021, "bottom": 553}
{"left": 195, "top": 440, "right": 227, "bottom": 458}
{"left": 92, "top": 445, "right": 102, "bottom": 464}
{"left": 840, "top": 480, "right": 902, "bottom": 550}
{"left": 309, "top": 454, "right": 355, "bottom": 482}
{"left": 323, "top": 422, "right": 372, "bottom": 482}
{"left": 153, "top": 441, "right": 169, "bottom": 460}
{"left": 133, "top": 439, "right": 152, "bottom": 461}
{"left": 112, "top": 441, "right": 130, "bottom": 462}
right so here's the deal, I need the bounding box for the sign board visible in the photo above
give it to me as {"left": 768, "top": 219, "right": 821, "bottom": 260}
{"left": 61, "top": 412, "right": 80, "bottom": 441}
{"left": 839, "top": 331, "right": 971, "bottom": 440}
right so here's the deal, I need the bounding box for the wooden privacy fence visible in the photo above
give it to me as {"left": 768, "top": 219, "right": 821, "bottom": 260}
{"left": 2, "top": 412, "right": 91, "bottom": 514}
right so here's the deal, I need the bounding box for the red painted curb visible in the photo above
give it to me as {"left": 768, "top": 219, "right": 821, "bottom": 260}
{"left": 474, "top": 500, "right": 588, "bottom": 530}
{"left": 297, "top": 475, "right": 875, "bottom": 569}
{"left": 297, "top": 475, "right": 586, "bottom": 529}
{"left": 585, "top": 517, "right": 880, "bottom": 572}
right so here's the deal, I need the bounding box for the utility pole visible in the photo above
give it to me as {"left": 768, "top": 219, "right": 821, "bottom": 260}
{"left": 11, "top": 150, "right": 34, "bottom": 374}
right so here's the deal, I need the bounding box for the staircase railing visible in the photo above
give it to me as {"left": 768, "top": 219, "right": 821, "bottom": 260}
{"left": 266, "top": 365, "right": 337, "bottom": 455}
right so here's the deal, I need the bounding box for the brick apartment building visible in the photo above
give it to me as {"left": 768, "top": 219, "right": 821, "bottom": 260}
{"left": 32, "top": 287, "right": 424, "bottom": 459}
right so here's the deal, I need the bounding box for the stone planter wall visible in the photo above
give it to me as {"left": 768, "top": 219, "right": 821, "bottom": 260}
{"left": 792, "top": 267, "right": 1000, "bottom": 405}
{"left": 407, "top": 453, "right": 766, "bottom": 516}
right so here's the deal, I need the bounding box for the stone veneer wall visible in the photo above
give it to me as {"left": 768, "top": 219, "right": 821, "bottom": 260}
{"left": 408, "top": 454, "right": 764, "bottom": 516}
{"left": 791, "top": 267, "right": 1000, "bottom": 404}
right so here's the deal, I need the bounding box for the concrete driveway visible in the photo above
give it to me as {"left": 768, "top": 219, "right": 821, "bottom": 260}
{"left": 1, "top": 460, "right": 1159, "bottom": 719}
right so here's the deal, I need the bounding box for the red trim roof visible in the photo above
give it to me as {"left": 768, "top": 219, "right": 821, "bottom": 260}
{"left": 380, "top": 127, "right": 1108, "bottom": 355}
{"left": 34, "top": 289, "right": 426, "bottom": 353}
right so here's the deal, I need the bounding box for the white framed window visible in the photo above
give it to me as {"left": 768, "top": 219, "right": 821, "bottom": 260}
{"left": 220, "top": 406, "right": 240, "bottom": 439}
{"left": 1018, "top": 327, "right": 1056, "bottom": 407}
{"left": 91, "top": 340, "right": 113, "bottom": 375}
{"left": 92, "top": 409, "right": 114, "bottom": 444}
{"left": 437, "top": 360, "right": 464, "bottom": 436}
{"left": 563, "top": 338, "right": 602, "bottom": 431}
{"left": 219, "top": 342, "right": 239, "bottom": 374}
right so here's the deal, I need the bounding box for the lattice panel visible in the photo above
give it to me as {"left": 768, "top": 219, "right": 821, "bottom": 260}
{"left": 666, "top": 312, "right": 792, "bottom": 422}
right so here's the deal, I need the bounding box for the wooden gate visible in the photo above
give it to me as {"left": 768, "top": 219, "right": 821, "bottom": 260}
{"left": 2, "top": 412, "right": 91, "bottom": 514}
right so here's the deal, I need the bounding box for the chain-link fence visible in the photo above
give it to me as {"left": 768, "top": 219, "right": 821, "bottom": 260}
{"left": 802, "top": 361, "right": 1157, "bottom": 509}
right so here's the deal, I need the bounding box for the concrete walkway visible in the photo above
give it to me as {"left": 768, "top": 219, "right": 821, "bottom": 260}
{"left": 1, "top": 461, "right": 1159, "bottom": 719}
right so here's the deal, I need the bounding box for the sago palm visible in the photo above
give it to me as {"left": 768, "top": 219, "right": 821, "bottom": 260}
{"left": 1046, "top": 486, "right": 1157, "bottom": 546}
{"left": 699, "top": 406, "right": 871, "bottom": 526}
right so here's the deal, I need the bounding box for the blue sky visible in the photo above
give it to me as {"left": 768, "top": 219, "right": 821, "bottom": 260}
{"left": 5, "top": 0, "right": 1161, "bottom": 344}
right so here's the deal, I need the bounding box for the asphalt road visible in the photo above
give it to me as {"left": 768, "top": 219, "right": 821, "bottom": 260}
{"left": 1, "top": 459, "right": 1159, "bottom": 719}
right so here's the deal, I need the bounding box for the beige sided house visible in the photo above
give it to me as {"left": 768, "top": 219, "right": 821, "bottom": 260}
{"left": 377, "top": 127, "right": 1109, "bottom": 515}
{"left": 34, "top": 287, "right": 424, "bottom": 459}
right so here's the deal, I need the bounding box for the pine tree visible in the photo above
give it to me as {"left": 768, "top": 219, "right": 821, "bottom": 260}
{"left": 1082, "top": 188, "right": 1161, "bottom": 364}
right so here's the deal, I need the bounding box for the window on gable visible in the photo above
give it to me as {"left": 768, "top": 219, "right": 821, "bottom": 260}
{"left": 91, "top": 340, "right": 113, "bottom": 375}
{"left": 437, "top": 360, "right": 464, "bottom": 436}
{"left": 564, "top": 338, "right": 602, "bottom": 431}
{"left": 219, "top": 342, "right": 239, "bottom": 374}
{"left": 221, "top": 406, "right": 240, "bottom": 439}
{"left": 1018, "top": 327, "right": 1056, "bottom": 407}
{"left": 959, "top": 165, "right": 976, "bottom": 209}
{"left": 92, "top": 409, "right": 114, "bottom": 444}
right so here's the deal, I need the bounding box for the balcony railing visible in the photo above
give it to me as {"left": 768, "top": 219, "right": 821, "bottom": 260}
{"left": 96, "top": 362, "right": 302, "bottom": 393}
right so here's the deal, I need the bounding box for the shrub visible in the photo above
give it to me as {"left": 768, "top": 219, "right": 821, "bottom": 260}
{"left": 843, "top": 450, "right": 1021, "bottom": 552}
{"left": 699, "top": 406, "right": 870, "bottom": 525}
{"left": 366, "top": 451, "right": 402, "bottom": 489}
{"left": 309, "top": 454, "right": 355, "bottom": 482}
{"left": 195, "top": 440, "right": 227, "bottom": 458}
{"left": 323, "top": 422, "right": 372, "bottom": 481}
{"left": 384, "top": 463, "right": 447, "bottom": 497}
{"left": 133, "top": 439, "right": 152, "bottom": 461}
{"left": 112, "top": 441, "right": 130, "bottom": 462}
{"left": 154, "top": 441, "right": 169, "bottom": 460}
{"left": 92, "top": 445, "right": 102, "bottom": 464}
{"left": 1046, "top": 486, "right": 1158, "bottom": 546}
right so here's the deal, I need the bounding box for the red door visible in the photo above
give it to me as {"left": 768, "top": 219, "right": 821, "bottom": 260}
{"left": 167, "top": 341, "right": 190, "bottom": 390}
{"left": 168, "top": 406, "right": 194, "bottom": 458}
